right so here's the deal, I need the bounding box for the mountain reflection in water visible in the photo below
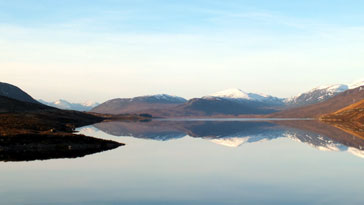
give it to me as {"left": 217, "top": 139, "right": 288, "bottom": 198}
{"left": 89, "top": 119, "right": 364, "bottom": 158}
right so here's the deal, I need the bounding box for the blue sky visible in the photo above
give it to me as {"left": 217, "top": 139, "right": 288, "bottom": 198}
{"left": 1, "top": 0, "right": 364, "bottom": 102}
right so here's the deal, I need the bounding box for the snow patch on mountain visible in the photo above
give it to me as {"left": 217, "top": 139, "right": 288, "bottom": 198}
{"left": 206, "top": 88, "right": 283, "bottom": 105}
{"left": 285, "top": 84, "right": 349, "bottom": 106}
{"left": 314, "top": 84, "right": 349, "bottom": 93}
{"left": 209, "top": 88, "right": 251, "bottom": 99}
{"left": 146, "top": 94, "right": 186, "bottom": 102}
{"left": 286, "top": 79, "right": 364, "bottom": 106}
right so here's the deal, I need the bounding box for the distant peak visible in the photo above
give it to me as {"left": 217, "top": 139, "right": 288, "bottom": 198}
{"left": 82, "top": 101, "right": 100, "bottom": 107}
{"left": 207, "top": 88, "right": 276, "bottom": 102}
{"left": 209, "top": 88, "right": 250, "bottom": 99}
{"left": 144, "top": 94, "right": 185, "bottom": 100}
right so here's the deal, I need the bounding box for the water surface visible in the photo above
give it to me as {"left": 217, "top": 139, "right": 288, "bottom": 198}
{"left": 1, "top": 119, "right": 364, "bottom": 205}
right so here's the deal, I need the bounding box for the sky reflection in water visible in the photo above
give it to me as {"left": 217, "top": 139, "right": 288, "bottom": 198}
{"left": 1, "top": 119, "right": 364, "bottom": 205}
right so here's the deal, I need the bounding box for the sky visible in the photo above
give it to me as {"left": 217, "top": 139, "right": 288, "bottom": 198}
{"left": 1, "top": 0, "right": 364, "bottom": 102}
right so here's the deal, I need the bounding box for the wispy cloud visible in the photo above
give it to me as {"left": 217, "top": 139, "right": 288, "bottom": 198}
{"left": 1, "top": 1, "right": 364, "bottom": 101}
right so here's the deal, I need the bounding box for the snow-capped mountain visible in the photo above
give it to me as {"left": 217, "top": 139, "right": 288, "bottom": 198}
{"left": 39, "top": 99, "right": 99, "bottom": 111}
{"left": 209, "top": 88, "right": 254, "bottom": 100}
{"left": 206, "top": 88, "right": 284, "bottom": 105}
{"left": 285, "top": 84, "right": 349, "bottom": 107}
{"left": 285, "top": 80, "right": 364, "bottom": 107}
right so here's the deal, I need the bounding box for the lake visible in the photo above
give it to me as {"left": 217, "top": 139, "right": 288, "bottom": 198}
{"left": 1, "top": 119, "right": 364, "bottom": 205}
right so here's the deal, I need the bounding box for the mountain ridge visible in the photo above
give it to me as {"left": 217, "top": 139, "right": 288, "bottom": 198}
{"left": 285, "top": 81, "right": 364, "bottom": 107}
{"left": 91, "top": 94, "right": 187, "bottom": 114}
{"left": 270, "top": 86, "right": 364, "bottom": 118}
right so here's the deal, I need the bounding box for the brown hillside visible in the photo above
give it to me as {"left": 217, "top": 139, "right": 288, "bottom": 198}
{"left": 320, "top": 98, "right": 364, "bottom": 123}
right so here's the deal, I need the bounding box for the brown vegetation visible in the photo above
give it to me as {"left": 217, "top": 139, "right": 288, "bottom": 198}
{"left": 319, "top": 99, "right": 364, "bottom": 139}
{"left": 320, "top": 99, "right": 364, "bottom": 123}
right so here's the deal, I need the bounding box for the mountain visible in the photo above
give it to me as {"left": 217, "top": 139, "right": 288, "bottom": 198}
{"left": 285, "top": 84, "right": 348, "bottom": 107}
{"left": 173, "top": 97, "right": 279, "bottom": 116}
{"left": 208, "top": 88, "right": 284, "bottom": 105}
{"left": 285, "top": 80, "right": 364, "bottom": 107}
{"left": 91, "top": 94, "right": 187, "bottom": 114}
{"left": 175, "top": 97, "right": 276, "bottom": 116}
{"left": 0, "top": 82, "right": 39, "bottom": 104}
{"left": 39, "top": 99, "right": 99, "bottom": 111}
{"left": 271, "top": 85, "right": 364, "bottom": 118}
{"left": 169, "top": 88, "right": 285, "bottom": 116}
{"left": 140, "top": 89, "right": 284, "bottom": 117}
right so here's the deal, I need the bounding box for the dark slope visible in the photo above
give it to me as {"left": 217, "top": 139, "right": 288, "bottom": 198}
{"left": 0, "top": 93, "right": 123, "bottom": 162}
{"left": 140, "top": 97, "right": 281, "bottom": 117}
{"left": 0, "top": 82, "right": 39, "bottom": 104}
{"left": 0, "top": 95, "right": 102, "bottom": 128}
{"left": 0, "top": 95, "right": 53, "bottom": 113}
{"left": 177, "top": 97, "right": 278, "bottom": 115}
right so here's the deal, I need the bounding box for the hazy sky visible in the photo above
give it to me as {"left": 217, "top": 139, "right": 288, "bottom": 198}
{"left": 1, "top": 0, "right": 364, "bottom": 102}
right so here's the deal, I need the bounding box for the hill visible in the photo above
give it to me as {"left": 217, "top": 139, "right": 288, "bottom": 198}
{"left": 91, "top": 94, "right": 187, "bottom": 114}
{"left": 174, "top": 97, "right": 278, "bottom": 116}
{"left": 320, "top": 98, "right": 364, "bottom": 123}
{"left": 0, "top": 82, "right": 39, "bottom": 104}
{"left": 0, "top": 95, "right": 53, "bottom": 113}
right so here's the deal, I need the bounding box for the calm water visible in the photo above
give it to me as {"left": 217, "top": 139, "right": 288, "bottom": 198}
{"left": 1, "top": 119, "right": 364, "bottom": 205}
